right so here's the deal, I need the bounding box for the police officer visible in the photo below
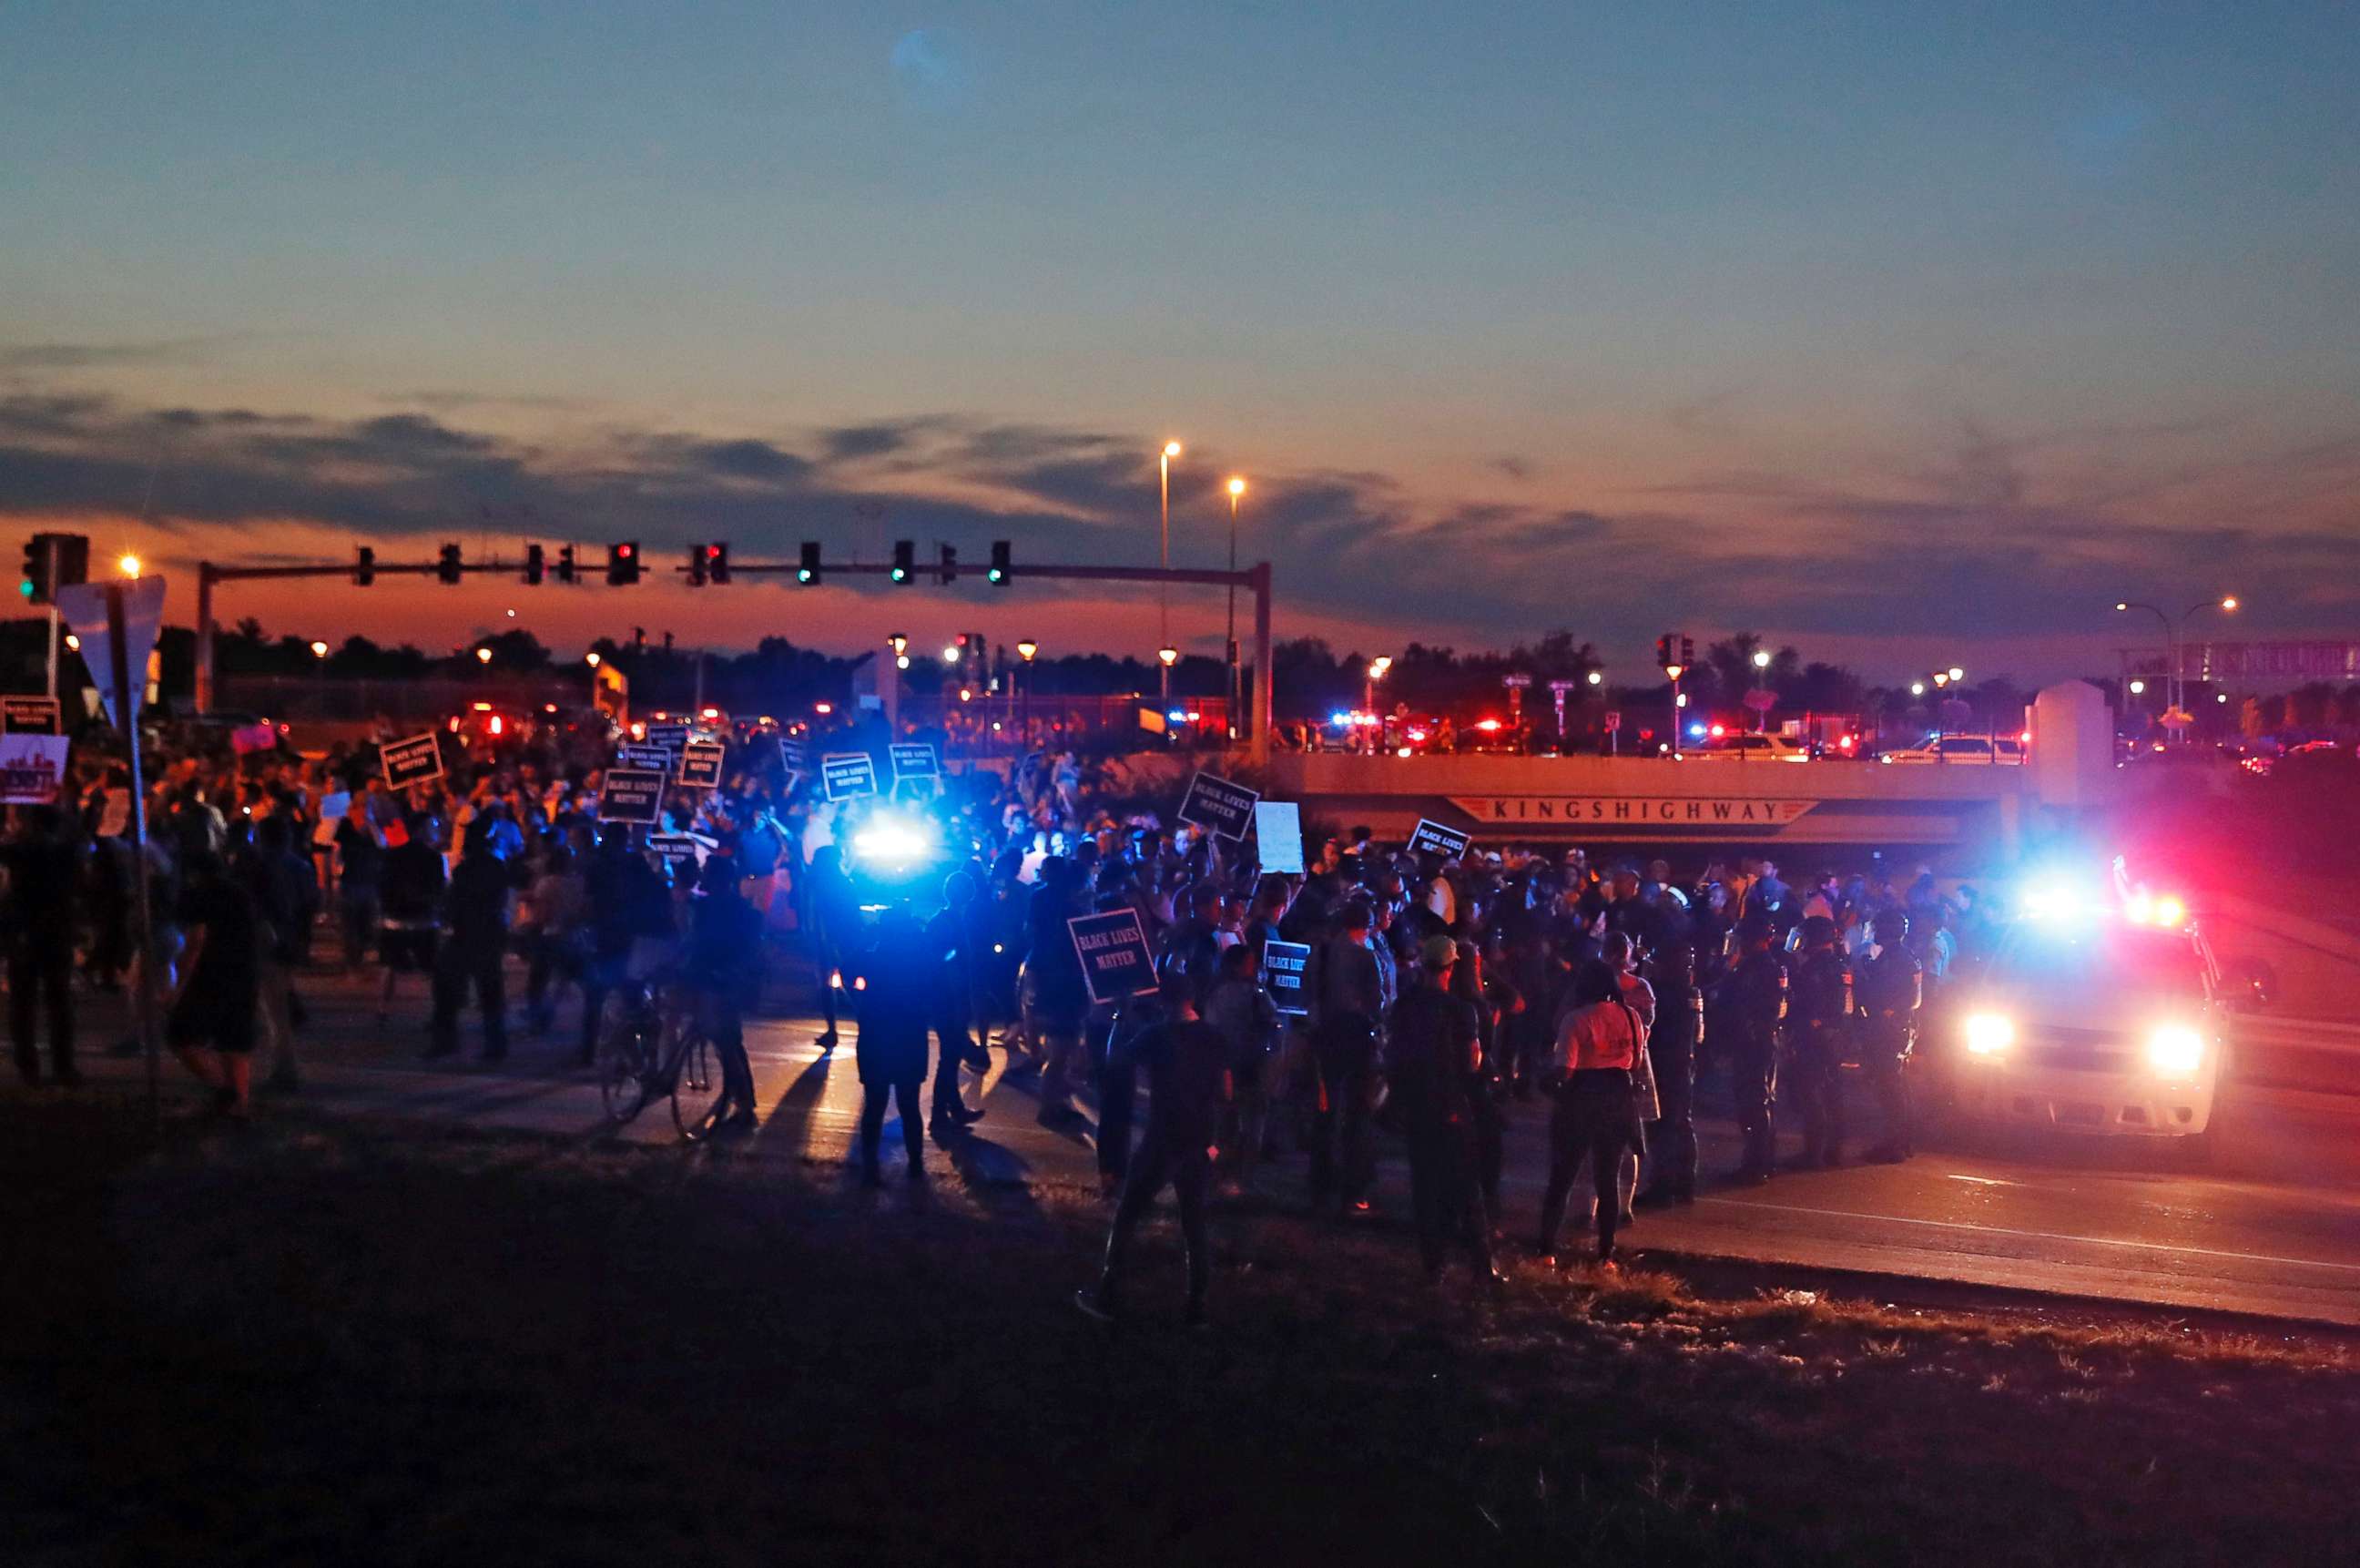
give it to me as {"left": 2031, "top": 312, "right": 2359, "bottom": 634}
{"left": 1721, "top": 913, "right": 1787, "bottom": 1184}
{"left": 1636, "top": 917, "right": 1704, "bottom": 1206}
{"left": 1384, "top": 934, "right": 1502, "bottom": 1287}
{"left": 1853, "top": 911, "right": 1923, "bottom": 1163}
{"left": 1787, "top": 915, "right": 1854, "bottom": 1168}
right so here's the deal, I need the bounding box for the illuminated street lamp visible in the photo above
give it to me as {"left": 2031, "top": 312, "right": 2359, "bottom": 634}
{"left": 1017, "top": 638, "right": 1037, "bottom": 662}
{"left": 585, "top": 651, "right": 601, "bottom": 667}
{"left": 64, "top": 634, "right": 79, "bottom": 652}
{"left": 941, "top": 642, "right": 961, "bottom": 665}
{"left": 1947, "top": 666, "right": 1965, "bottom": 683}
{"left": 1363, "top": 656, "right": 1392, "bottom": 750}
{"left": 1751, "top": 648, "right": 1772, "bottom": 669}
{"left": 1157, "top": 645, "right": 1179, "bottom": 667}
{"left": 1158, "top": 440, "right": 1182, "bottom": 708}
{"left": 1016, "top": 637, "right": 1038, "bottom": 743}
{"left": 1586, "top": 668, "right": 1603, "bottom": 687}
{"left": 476, "top": 647, "right": 493, "bottom": 665}
{"left": 1225, "top": 475, "right": 1246, "bottom": 737}
{"left": 1910, "top": 681, "right": 1927, "bottom": 697}
{"left": 118, "top": 554, "right": 142, "bottom": 578}
{"left": 2129, "top": 679, "right": 2147, "bottom": 696}
{"left": 2114, "top": 596, "right": 2240, "bottom": 740}
{"left": 310, "top": 640, "right": 329, "bottom": 658}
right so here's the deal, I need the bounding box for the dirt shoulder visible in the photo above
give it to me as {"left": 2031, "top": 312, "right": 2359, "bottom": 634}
{"left": 6, "top": 1092, "right": 2358, "bottom": 1566}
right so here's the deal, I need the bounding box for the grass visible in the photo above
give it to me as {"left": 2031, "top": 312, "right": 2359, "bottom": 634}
{"left": 7, "top": 1088, "right": 2360, "bottom": 1566}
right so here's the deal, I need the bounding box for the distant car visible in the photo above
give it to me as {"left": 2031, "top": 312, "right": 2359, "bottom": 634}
{"left": 1686, "top": 733, "right": 1810, "bottom": 762}
{"left": 1879, "top": 734, "right": 2025, "bottom": 766}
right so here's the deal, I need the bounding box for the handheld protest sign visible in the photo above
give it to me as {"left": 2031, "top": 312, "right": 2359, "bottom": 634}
{"left": 821, "top": 751, "right": 879, "bottom": 801}
{"left": 0, "top": 734, "right": 70, "bottom": 804}
{"left": 1, "top": 696, "right": 62, "bottom": 735}
{"left": 1263, "top": 938, "right": 1312, "bottom": 1017}
{"left": 1408, "top": 819, "right": 1473, "bottom": 860}
{"left": 598, "top": 767, "right": 667, "bottom": 826}
{"left": 381, "top": 733, "right": 445, "bottom": 791}
{"left": 1253, "top": 800, "right": 1305, "bottom": 873}
{"left": 676, "top": 738, "right": 727, "bottom": 789}
{"left": 647, "top": 830, "right": 715, "bottom": 876}
{"left": 1068, "top": 908, "right": 1160, "bottom": 1006}
{"left": 889, "top": 741, "right": 940, "bottom": 782}
{"left": 646, "top": 720, "right": 692, "bottom": 758}
{"left": 1177, "top": 769, "right": 1259, "bottom": 840}
{"left": 615, "top": 742, "right": 673, "bottom": 772}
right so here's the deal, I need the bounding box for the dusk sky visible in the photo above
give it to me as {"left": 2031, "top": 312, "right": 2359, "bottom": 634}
{"left": 4, "top": 2, "right": 2355, "bottom": 681}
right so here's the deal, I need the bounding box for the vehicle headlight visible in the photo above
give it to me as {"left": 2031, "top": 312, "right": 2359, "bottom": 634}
{"left": 849, "top": 816, "right": 933, "bottom": 867}
{"left": 2143, "top": 1023, "right": 2205, "bottom": 1076}
{"left": 1962, "top": 1012, "right": 2016, "bottom": 1056}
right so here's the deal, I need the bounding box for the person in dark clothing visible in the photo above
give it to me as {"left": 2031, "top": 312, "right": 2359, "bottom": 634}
{"left": 1078, "top": 973, "right": 1232, "bottom": 1326}
{"left": 1786, "top": 915, "right": 1855, "bottom": 1168}
{"left": 804, "top": 845, "right": 860, "bottom": 1050}
{"left": 1721, "top": 915, "right": 1789, "bottom": 1184}
{"left": 333, "top": 804, "right": 384, "bottom": 970}
{"left": 167, "top": 850, "right": 265, "bottom": 1117}
{"left": 1853, "top": 912, "right": 1923, "bottom": 1163}
{"left": 236, "top": 814, "right": 310, "bottom": 1092}
{"left": 378, "top": 811, "right": 446, "bottom": 1021}
{"left": 1025, "top": 858, "right": 1092, "bottom": 1119}
{"left": 1636, "top": 923, "right": 1704, "bottom": 1206}
{"left": 5, "top": 806, "right": 82, "bottom": 1086}
{"left": 1386, "top": 934, "right": 1501, "bottom": 1287}
{"left": 1308, "top": 899, "right": 1385, "bottom": 1210}
{"left": 925, "top": 871, "right": 987, "bottom": 1138}
{"left": 687, "top": 854, "right": 762, "bottom": 1135}
{"left": 1155, "top": 882, "right": 1225, "bottom": 1009}
{"left": 852, "top": 909, "right": 933, "bottom": 1183}
{"left": 580, "top": 828, "right": 674, "bottom": 1065}
{"left": 427, "top": 823, "right": 514, "bottom": 1061}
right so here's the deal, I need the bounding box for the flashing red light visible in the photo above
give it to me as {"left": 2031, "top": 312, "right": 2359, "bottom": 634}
{"left": 617, "top": 543, "right": 634, "bottom": 558}
{"left": 487, "top": 716, "right": 504, "bottom": 736}
{"left": 1837, "top": 734, "right": 1856, "bottom": 750}
{"left": 1407, "top": 728, "right": 1429, "bottom": 743}
{"left": 2019, "top": 729, "right": 2033, "bottom": 744}
{"left": 1474, "top": 718, "right": 1503, "bottom": 733}
{"left": 1709, "top": 723, "right": 1727, "bottom": 738}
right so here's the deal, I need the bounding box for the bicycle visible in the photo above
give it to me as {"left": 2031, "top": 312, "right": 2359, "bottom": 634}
{"left": 595, "top": 972, "right": 735, "bottom": 1141}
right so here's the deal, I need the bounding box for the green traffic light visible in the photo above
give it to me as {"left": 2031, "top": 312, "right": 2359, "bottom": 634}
{"left": 17, "top": 579, "right": 33, "bottom": 598}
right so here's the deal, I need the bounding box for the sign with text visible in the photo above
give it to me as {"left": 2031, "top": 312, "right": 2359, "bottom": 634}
{"left": 1408, "top": 819, "right": 1473, "bottom": 860}
{"left": 646, "top": 721, "right": 692, "bottom": 757}
{"left": 1263, "top": 938, "right": 1312, "bottom": 1017}
{"left": 0, "top": 733, "right": 70, "bottom": 804}
{"left": 779, "top": 735, "right": 808, "bottom": 775}
{"left": 648, "top": 830, "right": 717, "bottom": 875}
{"left": 1, "top": 696, "right": 62, "bottom": 735}
{"left": 598, "top": 767, "right": 667, "bottom": 826}
{"left": 1253, "top": 800, "right": 1305, "bottom": 874}
{"left": 615, "top": 742, "right": 673, "bottom": 772}
{"left": 1448, "top": 796, "right": 1819, "bottom": 831}
{"left": 1177, "top": 769, "right": 1259, "bottom": 840}
{"left": 820, "top": 751, "right": 880, "bottom": 801}
{"left": 380, "top": 733, "right": 445, "bottom": 791}
{"left": 1068, "top": 908, "right": 1160, "bottom": 1006}
{"left": 676, "top": 739, "right": 727, "bottom": 789}
{"left": 889, "top": 741, "right": 940, "bottom": 781}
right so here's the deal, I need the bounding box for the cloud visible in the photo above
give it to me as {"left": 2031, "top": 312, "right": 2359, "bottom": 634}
{"left": 0, "top": 336, "right": 245, "bottom": 372}
{"left": 2, "top": 386, "right": 2352, "bottom": 677}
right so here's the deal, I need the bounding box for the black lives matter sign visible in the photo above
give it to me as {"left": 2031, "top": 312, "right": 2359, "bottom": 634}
{"left": 1263, "top": 939, "right": 1312, "bottom": 1017}
{"left": 676, "top": 739, "right": 726, "bottom": 789}
{"left": 1068, "top": 909, "right": 1160, "bottom": 1006}
{"left": 381, "top": 733, "right": 445, "bottom": 790}
{"left": 1408, "top": 819, "right": 1472, "bottom": 860}
{"left": 599, "top": 767, "right": 667, "bottom": 826}
{"left": 821, "top": 752, "right": 879, "bottom": 801}
{"left": 2, "top": 696, "right": 62, "bottom": 735}
{"left": 1177, "top": 769, "right": 1259, "bottom": 840}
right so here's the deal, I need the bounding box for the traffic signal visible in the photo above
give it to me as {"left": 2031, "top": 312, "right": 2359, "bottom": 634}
{"left": 798, "top": 541, "right": 821, "bottom": 585}
{"left": 687, "top": 544, "right": 707, "bottom": 587}
{"left": 437, "top": 543, "right": 463, "bottom": 585}
{"left": 1654, "top": 635, "right": 1673, "bottom": 669}
{"left": 353, "top": 545, "right": 375, "bottom": 587}
{"left": 607, "top": 541, "right": 639, "bottom": 585}
{"left": 707, "top": 542, "right": 730, "bottom": 585}
{"left": 938, "top": 543, "right": 958, "bottom": 585}
{"left": 555, "top": 545, "right": 576, "bottom": 585}
{"left": 524, "top": 544, "right": 544, "bottom": 585}
{"left": 633, "top": 626, "right": 647, "bottom": 653}
{"left": 1680, "top": 636, "right": 1695, "bottom": 667}
{"left": 19, "top": 533, "right": 88, "bottom": 604}
{"left": 890, "top": 540, "right": 914, "bottom": 584}
{"left": 988, "top": 539, "right": 1012, "bottom": 585}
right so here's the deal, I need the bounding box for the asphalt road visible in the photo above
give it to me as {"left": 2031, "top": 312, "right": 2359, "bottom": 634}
{"left": 46, "top": 965, "right": 2360, "bottom": 1328}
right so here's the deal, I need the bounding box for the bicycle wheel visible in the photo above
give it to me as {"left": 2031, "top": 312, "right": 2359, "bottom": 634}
{"left": 669, "top": 1030, "right": 730, "bottom": 1141}
{"left": 598, "top": 1016, "right": 654, "bottom": 1125}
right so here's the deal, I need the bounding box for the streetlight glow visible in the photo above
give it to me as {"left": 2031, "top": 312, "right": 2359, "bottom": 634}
{"left": 2129, "top": 679, "right": 2146, "bottom": 695}
{"left": 1586, "top": 669, "right": 1603, "bottom": 687}
{"left": 118, "top": 554, "right": 142, "bottom": 578}
{"left": 1157, "top": 646, "right": 1178, "bottom": 667}
{"left": 310, "top": 640, "right": 329, "bottom": 658}
{"left": 1226, "top": 475, "right": 1246, "bottom": 498}
{"left": 1948, "top": 667, "right": 1965, "bottom": 682}
{"left": 888, "top": 632, "right": 908, "bottom": 656}
{"left": 941, "top": 644, "right": 961, "bottom": 664}
{"left": 2221, "top": 596, "right": 2239, "bottom": 612}
{"left": 476, "top": 647, "right": 493, "bottom": 664}
{"left": 1751, "top": 648, "right": 1772, "bottom": 669}
{"left": 585, "top": 651, "right": 601, "bottom": 667}
{"left": 1017, "top": 639, "right": 1038, "bottom": 662}
{"left": 1910, "top": 681, "right": 1926, "bottom": 697}
{"left": 1163, "top": 440, "right": 1182, "bottom": 459}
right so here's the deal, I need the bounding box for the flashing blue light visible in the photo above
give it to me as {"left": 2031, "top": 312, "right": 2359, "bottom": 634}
{"left": 1687, "top": 723, "right": 1707, "bottom": 738}
{"left": 1167, "top": 708, "right": 1188, "bottom": 723}
{"left": 1328, "top": 710, "right": 1350, "bottom": 727}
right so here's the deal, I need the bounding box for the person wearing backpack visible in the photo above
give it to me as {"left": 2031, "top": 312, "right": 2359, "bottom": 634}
{"left": 1535, "top": 961, "right": 1649, "bottom": 1269}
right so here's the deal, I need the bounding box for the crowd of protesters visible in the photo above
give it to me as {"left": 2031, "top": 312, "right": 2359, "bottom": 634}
{"left": 5, "top": 710, "right": 1988, "bottom": 1320}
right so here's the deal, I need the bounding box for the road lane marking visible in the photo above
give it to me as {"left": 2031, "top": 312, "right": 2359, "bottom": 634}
{"left": 1699, "top": 1197, "right": 2360, "bottom": 1276}
{"left": 1944, "top": 1175, "right": 2018, "bottom": 1187}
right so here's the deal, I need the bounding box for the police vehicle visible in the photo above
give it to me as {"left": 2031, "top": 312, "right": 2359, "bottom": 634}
{"left": 1945, "top": 867, "right": 2243, "bottom": 1153}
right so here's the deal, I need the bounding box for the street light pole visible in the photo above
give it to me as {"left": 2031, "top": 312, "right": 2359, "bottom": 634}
{"left": 1159, "top": 440, "right": 1180, "bottom": 710}
{"left": 1225, "top": 476, "right": 1245, "bottom": 740}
